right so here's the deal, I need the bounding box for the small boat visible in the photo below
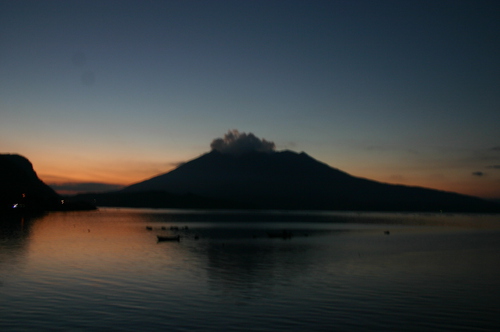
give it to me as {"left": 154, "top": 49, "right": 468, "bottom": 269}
{"left": 157, "top": 235, "right": 180, "bottom": 242}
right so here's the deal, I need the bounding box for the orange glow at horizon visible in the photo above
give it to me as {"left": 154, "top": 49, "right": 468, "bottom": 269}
{"left": 33, "top": 156, "right": 178, "bottom": 186}
{"left": 20, "top": 145, "right": 202, "bottom": 190}
{"left": 34, "top": 161, "right": 498, "bottom": 200}
{"left": 13, "top": 143, "right": 497, "bottom": 199}
{"left": 378, "top": 176, "right": 498, "bottom": 199}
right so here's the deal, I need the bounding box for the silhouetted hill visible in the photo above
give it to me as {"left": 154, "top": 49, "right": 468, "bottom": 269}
{"left": 0, "top": 154, "right": 95, "bottom": 213}
{"left": 121, "top": 150, "right": 500, "bottom": 212}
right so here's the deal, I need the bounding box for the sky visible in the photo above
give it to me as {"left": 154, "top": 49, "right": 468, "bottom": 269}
{"left": 1, "top": 0, "right": 499, "bottom": 199}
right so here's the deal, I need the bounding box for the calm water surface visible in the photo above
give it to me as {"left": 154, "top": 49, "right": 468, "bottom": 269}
{"left": 1, "top": 208, "right": 499, "bottom": 331}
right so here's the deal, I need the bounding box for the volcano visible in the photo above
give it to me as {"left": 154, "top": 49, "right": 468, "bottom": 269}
{"left": 120, "top": 150, "right": 500, "bottom": 212}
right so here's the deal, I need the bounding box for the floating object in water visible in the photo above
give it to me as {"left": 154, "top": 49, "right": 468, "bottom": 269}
{"left": 384, "top": 230, "right": 390, "bottom": 235}
{"left": 146, "top": 226, "right": 153, "bottom": 231}
{"left": 157, "top": 235, "right": 180, "bottom": 242}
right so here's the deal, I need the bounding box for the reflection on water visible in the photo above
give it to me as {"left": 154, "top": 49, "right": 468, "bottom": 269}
{"left": 0, "top": 213, "right": 44, "bottom": 279}
{"left": 1, "top": 209, "right": 500, "bottom": 331}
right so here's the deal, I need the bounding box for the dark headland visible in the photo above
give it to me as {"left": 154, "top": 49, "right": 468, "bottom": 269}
{"left": 0, "top": 154, "right": 96, "bottom": 214}
{"left": 74, "top": 150, "right": 500, "bottom": 213}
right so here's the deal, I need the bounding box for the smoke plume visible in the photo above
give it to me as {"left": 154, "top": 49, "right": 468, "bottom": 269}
{"left": 210, "top": 130, "right": 276, "bottom": 155}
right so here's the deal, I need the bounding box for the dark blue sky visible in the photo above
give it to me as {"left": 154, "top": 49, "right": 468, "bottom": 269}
{"left": 1, "top": 0, "right": 499, "bottom": 197}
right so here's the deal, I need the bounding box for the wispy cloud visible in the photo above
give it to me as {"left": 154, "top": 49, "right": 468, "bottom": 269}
{"left": 49, "top": 182, "right": 124, "bottom": 195}
{"left": 486, "top": 165, "right": 500, "bottom": 169}
{"left": 443, "top": 146, "right": 500, "bottom": 167}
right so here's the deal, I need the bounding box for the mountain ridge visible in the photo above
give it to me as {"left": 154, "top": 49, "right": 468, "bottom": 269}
{"left": 120, "top": 150, "right": 500, "bottom": 212}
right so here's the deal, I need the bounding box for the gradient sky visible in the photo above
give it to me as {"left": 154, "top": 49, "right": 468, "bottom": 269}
{"left": 1, "top": 0, "right": 499, "bottom": 198}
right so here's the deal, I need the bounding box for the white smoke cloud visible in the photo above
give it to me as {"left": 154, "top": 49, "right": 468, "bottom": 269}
{"left": 210, "top": 130, "right": 276, "bottom": 155}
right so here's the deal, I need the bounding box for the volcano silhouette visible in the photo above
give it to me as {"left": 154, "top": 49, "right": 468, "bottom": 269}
{"left": 120, "top": 150, "right": 499, "bottom": 212}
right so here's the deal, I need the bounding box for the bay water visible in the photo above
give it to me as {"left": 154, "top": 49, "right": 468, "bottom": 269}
{"left": 1, "top": 208, "right": 499, "bottom": 331}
